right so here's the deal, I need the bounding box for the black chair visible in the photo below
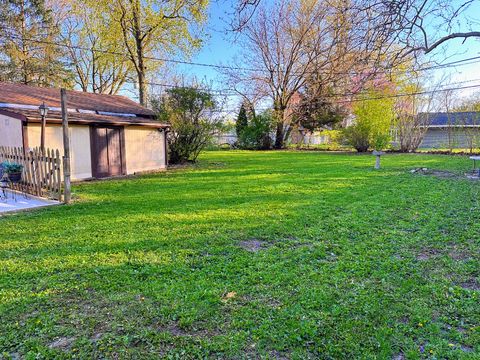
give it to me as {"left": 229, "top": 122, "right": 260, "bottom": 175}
{"left": 0, "top": 164, "right": 9, "bottom": 201}
{"left": 0, "top": 164, "right": 22, "bottom": 202}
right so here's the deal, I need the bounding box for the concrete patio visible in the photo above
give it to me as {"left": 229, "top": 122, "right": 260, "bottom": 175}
{"left": 0, "top": 191, "right": 60, "bottom": 214}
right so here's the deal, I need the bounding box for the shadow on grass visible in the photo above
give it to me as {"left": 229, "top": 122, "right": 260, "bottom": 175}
{"left": 1, "top": 151, "right": 478, "bottom": 358}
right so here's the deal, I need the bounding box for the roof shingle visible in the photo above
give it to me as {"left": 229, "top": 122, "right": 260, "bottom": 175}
{"left": 0, "top": 108, "right": 168, "bottom": 128}
{"left": 420, "top": 112, "right": 480, "bottom": 127}
{"left": 0, "top": 82, "right": 154, "bottom": 116}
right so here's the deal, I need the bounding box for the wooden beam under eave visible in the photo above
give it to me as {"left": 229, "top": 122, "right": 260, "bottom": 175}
{"left": 22, "top": 121, "right": 29, "bottom": 153}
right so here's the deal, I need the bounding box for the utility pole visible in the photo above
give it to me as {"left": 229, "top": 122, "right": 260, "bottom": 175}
{"left": 61, "top": 88, "right": 71, "bottom": 204}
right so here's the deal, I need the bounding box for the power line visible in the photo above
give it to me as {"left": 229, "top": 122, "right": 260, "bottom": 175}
{"left": 335, "top": 83, "right": 480, "bottom": 104}
{"left": 4, "top": 32, "right": 480, "bottom": 76}
{"left": 212, "top": 82, "right": 480, "bottom": 113}
{"left": 140, "top": 71, "right": 480, "bottom": 97}
{"left": 3, "top": 33, "right": 480, "bottom": 108}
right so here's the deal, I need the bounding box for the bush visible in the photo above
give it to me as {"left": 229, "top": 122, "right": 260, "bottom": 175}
{"left": 238, "top": 111, "right": 273, "bottom": 150}
{"left": 341, "top": 125, "right": 370, "bottom": 152}
{"left": 342, "top": 89, "right": 395, "bottom": 152}
{"left": 152, "top": 87, "right": 223, "bottom": 164}
{"left": 321, "top": 129, "right": 342, "bottom": 148}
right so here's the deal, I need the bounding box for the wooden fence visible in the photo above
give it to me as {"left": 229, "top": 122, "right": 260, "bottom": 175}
{"left": 0, "top": 146, "right": 62, "bottom": 201}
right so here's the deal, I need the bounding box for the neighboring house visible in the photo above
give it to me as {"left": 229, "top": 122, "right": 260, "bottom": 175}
{"left": 419, "top": 112, "right": 480, "bottom": 149}
{"left": 0, "top": 82, "right": 168, "bottom": 180}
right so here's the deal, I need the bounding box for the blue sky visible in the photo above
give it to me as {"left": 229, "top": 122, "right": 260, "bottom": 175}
{"left": 160, "top": 0, "right": 480, "bottom": 113}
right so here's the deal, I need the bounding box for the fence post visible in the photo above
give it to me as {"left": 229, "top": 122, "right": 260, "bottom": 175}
{"left": 61, "top": 88, "right": 71, "bottom": 204}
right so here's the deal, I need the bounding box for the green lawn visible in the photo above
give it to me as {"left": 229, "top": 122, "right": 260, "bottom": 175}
{"left": 1, "top": 151, "right": 479, "bottom": 359}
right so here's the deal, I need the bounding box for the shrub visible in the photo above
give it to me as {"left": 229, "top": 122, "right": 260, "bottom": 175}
{"left": 342, "top": 89, "right": 395, "bottom": 152}
{"left": 1, "top": 161, "right": 23, "bottom": 173}
{"left": 321, "top": 129, "right": 342, "bottom": 149}
{"left": 152, "top": 87, "right": 223, "bottom": 164}
{"left": 238, "top": 111, "right": 274, "bottom": 150}
{"left": 341, "top": 125, "right": 371, "bottom": 152}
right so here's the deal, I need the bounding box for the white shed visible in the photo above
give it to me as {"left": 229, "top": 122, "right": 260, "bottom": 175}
{"left": 0, "top": 82, "right": 169, "bottom": 180}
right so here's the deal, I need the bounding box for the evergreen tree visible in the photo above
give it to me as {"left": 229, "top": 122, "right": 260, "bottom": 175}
{"left": 236, "top": 103, "right": 249, "bottom": 137}
{"left": 0, "top": 0, "right": 73, "bottom": 87}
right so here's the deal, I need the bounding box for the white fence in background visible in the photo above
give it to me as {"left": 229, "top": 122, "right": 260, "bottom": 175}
{"left": 213, "top": 133, "right": 331, "bottom": 147}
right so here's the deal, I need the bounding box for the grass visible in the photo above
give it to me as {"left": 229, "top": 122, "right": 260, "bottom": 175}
{"left": 0, "top": 150, "right": 479, "bottom": 359}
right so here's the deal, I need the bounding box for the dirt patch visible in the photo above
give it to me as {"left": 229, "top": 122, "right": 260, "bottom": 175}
{"left": 158, "top": 322, "right": 221, "bottom": 338}
{"left": 459, "top": 279, "right": 480, "bottom": 291}
{"left": 448, "top": 247, "right": 472, "bottom": 261}
{"left": 265, "top": 298, "right": 282, "bottom": 308}
{"left": 90, "top": 332, "right": 103, "bottom": 343}
{"left": 239, "top": 239, "right": 269, "bottom": 252}
{"left": 410, "top": 168, "right": 459, "bottom": 178}
{"left": 416, "top": 247, "right": 441, "bottom": 261}
{"left": 461, "top": 344, "right": 474, "bottom": 352}
{"left": 49, "top": 337, "right": 76, "bottom": 350}
{"left": 392, "top": 353, "right": 405, "bottom": 360}
{"left": 410, "top": 167, "right": 480, "bottom": 180}
{"left": 237, "top": 294, "right": 282, "bottom": 309}
{"left": 268, "top": 350, "right": 291, "bottom": 359}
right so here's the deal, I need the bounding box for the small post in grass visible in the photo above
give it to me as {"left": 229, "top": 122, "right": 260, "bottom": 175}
{"left": 61, "top": 88, "right": 71, "bottom": 204}
{"left": 372, "top": 150, "right": 385, "bottom": 170}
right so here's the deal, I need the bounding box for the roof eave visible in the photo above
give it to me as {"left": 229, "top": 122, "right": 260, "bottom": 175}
{"left": 0, "top": 108, "right": 168, "bottom": 129}
{"left": 26, "top": 117, "right": 169, "bottom": 129}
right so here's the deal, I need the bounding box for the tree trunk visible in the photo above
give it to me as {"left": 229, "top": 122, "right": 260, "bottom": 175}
{"left": 20, "top": 1, "right": 29, "bottom": 84}
{"left": 273, "top": 106, "right": 286, "bottom": 149}
{"left": 274, "top": 122, "right": 284, "bottom": 149}
{"left": 132, "top": 0, "right": 147, "bottom": 106}
{"left": 137, "top": 65, "right": 147, "bottom": 106}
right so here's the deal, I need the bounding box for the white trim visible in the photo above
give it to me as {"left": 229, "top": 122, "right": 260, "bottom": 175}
{"left": 97, "top": 111, "right": 137, "bottom": 117}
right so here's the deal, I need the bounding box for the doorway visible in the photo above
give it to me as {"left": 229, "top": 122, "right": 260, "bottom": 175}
{"left": 90, "top": 126, "right": 126, "bottom": 178}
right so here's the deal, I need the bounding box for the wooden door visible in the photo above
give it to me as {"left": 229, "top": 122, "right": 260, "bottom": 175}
{"left": 90, "top": 126, "right": 125, "bottom": 178}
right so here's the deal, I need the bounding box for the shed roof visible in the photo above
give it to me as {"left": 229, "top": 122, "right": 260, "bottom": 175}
{"left": 0, "top": 82, "right": 168, "bottom": 128}
{"left": 420, "top": 112, "right": 480, "bottom": 127}
{"left": 0, "top": 108, "right": 168, "bottom": 128}
{"left": 0, "top": 82, "right": 154, "bottom": 116}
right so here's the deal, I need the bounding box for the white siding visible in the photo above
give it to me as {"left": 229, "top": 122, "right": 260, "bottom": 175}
{"left": 420, "top": 128, "right": 480, "bottom": 149}
{"left": 27, "top": 124, "right": 92, "bottom": 180}
{"left": 0, "top": 114, "right": 23, "bottom": 147}
{"left": 124, "top": 126, "right": 166, "bottom": 174}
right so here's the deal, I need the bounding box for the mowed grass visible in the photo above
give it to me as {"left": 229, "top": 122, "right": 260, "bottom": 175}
{"left": 0, "top": 151, "right": 479, "bottom": 359}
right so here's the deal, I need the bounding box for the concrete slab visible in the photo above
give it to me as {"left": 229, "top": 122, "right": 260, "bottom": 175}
{"left": 0, "top": 191, "right": 60, "bottom": 214}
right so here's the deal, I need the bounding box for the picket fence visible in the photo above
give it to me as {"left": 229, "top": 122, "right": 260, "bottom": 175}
{"left": 0, "top": 146, "right": 62, "bottom": 201}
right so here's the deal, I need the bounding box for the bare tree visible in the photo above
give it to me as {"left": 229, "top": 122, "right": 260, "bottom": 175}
{"left": 225, "top": 0, "right": 344, "bottom": 148}
{"left": 455, "top": 93, "right": 480, "bottom": 153}
{"left": 395, "top": 73, "right": 445, "bottom": 152}
{"left": 458, "top": 112, "right": 480, "bottom": 153}
{"left": 226, "top": 0, "right": 410, "bottom": 148}
{"left": 356, "top": 0, "right": 480, "bottom": 59}
{"left": 230, "top": 0, "right": 262, "bottom": 32}
{"left": 233, "top": 0, "right": 480, "bottom": 59}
